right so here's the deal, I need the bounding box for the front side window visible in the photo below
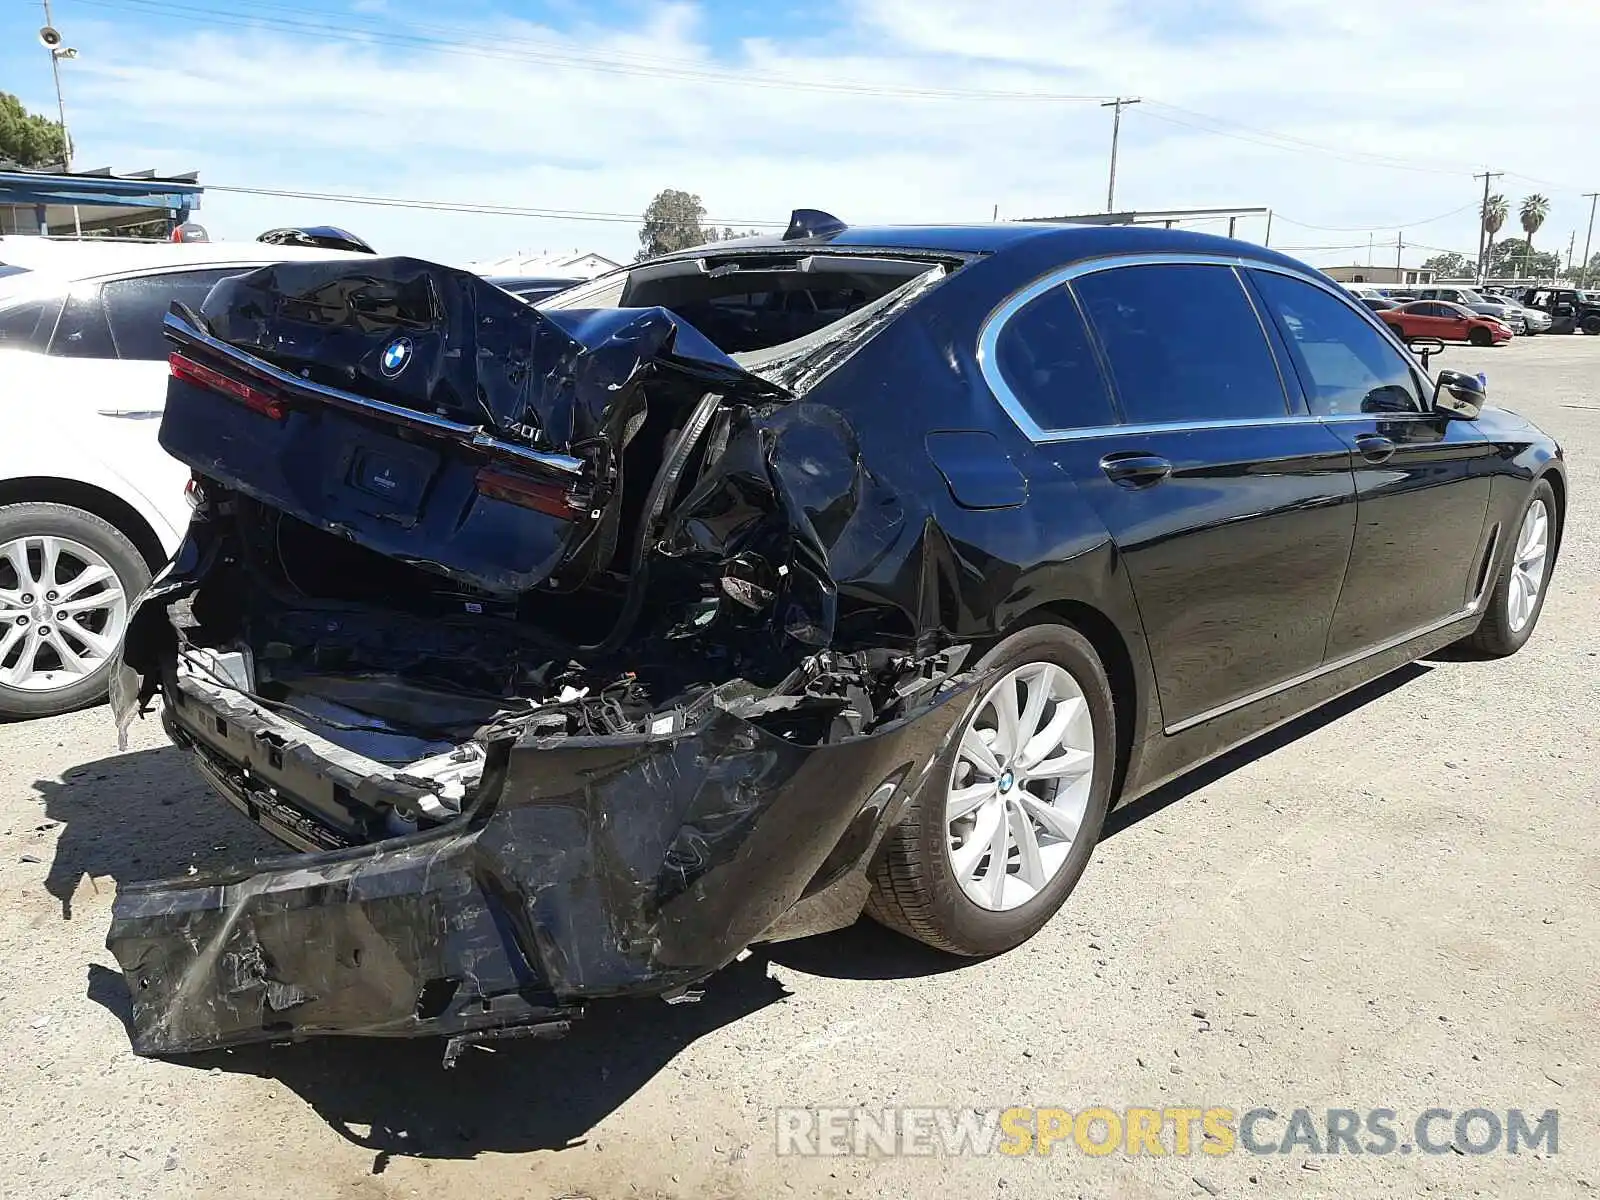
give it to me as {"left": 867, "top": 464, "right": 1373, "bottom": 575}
{"left": 992, "top": 284, "right": 1117, "bottom": 432}
{"left": 103, "top": 269, "right": 246, "bottom": 361}
{"left": 1073, "top": 264, "right": 1289, "bottom": 425}
{"left": 1249, "top": 270, "right": 1422, "bottom": 417}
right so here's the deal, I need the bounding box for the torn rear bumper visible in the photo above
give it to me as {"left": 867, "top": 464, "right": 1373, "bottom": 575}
{"left": 108, "top": 660, "right": 972, "bottom": 1057}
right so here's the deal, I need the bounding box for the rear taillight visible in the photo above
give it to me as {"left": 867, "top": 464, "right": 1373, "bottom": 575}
{"left": 475, "top": 466, "right": 581, "bottom": 519}
{"left": 169, "top": 352, "right": 286, "bottom": 420}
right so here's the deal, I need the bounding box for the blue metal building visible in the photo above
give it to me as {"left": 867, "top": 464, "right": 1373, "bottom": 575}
{"left": 0, "top": 166, "right": 202, "bottom": 236}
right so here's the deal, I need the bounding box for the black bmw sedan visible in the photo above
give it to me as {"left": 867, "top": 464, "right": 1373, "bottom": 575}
{"left": 109, "top": 213, "right": 1565, "bottom": 1056}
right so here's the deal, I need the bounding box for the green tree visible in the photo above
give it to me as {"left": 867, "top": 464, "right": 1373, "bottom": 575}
{"left": 1518, "top": 194, "right": 1550, "bottom": 257}
{"left": 0, "top": 91, "right": 67, "bottom": 169}
{"left": 1481, "top": 193, "right": 1508, "bottom": 269}
{"left": 1485, "top": 237, "right": 1558, "bottom": 280}
{"left": 637, "top": 188, "right": 713, "bottom": 261}
{"left": 1420, "top": 251, "right": 1474, "bottom": 279}
{"left": 1561, "top": 251, "right": 1600, "bottom": 285}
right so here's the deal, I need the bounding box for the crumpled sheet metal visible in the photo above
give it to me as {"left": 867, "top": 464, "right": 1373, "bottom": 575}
{"left": 198, "top": 257, "right": 783, "bottom": 450}
{"left": 107, "top": 671, "right": 974, "bottom": 1056}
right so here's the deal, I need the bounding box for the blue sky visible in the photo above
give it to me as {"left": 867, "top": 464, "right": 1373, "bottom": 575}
{"left": 3, "top": 0, "right": 1596, "bottom": 270}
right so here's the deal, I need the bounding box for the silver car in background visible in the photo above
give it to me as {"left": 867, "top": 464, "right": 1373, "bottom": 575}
{"left": 1411, "top": 285, "right": 1530, "bottom": 334}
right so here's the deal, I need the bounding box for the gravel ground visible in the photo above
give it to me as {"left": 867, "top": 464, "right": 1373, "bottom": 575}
{"left": 0, "top": 336, "right": 1595, "bottom": 1200}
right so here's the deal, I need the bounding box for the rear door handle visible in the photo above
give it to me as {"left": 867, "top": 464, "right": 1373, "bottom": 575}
{"left": 1099, "top": 451, "right": 1172, "bottom": 487}
{"left": 1355, "top": 433, "right": 1396, "bottom": 464}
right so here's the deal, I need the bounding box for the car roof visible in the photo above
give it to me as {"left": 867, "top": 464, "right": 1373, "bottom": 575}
{"left": 650, "top": 221, "right": 1317, "bottom": 272}
{"left": 0, "top": 236, "right": 368, "bottom": 284}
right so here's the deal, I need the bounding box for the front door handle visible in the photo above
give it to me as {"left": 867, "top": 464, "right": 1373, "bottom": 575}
{"left": 1099, "top": 451, "right": 1172, "bottom": 487}
{"left": 1355, "top": 433, "right": 1396, "bottom": 464}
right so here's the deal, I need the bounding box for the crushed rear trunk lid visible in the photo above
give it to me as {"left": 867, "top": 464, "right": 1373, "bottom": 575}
{"left": 158, "top": 257, "right": 786, "bottom": 595}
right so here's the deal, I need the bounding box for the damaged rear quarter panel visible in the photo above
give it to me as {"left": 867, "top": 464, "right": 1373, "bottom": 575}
{"left": 108, "top": 672, "right": 975, "bottom": 1056}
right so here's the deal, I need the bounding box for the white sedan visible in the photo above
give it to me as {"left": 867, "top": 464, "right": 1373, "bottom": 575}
{"left": 0, "top": 237, "right": 363, "bottom": 717}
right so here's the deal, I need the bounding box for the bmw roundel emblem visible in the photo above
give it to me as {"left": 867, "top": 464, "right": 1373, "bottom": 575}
{"left": 379, "top": 336, "right": 413, "bottom": 378}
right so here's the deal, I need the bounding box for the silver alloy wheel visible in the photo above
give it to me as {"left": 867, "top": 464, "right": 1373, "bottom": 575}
{"left": 945, "top": 660, "right": 1096, "bottom": 911}
{"left": 0, "top": 535, "right": 128, "bottom": 692}
{"left": 1508, "top": 499, "right": 1550, "bottom": 634}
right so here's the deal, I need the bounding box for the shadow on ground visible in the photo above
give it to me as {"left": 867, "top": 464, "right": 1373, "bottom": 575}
{"left": 70, "top": 663, "right": 1428, "bottom": 1164}
{"left": 88, "top": 955, "right": 788, "bottom": 1167}
{"left": 1102, "top": 662, "right": 1429, "bottom": 837}
{"left": 36, "top": 743, "right": 281, "bottom": 919}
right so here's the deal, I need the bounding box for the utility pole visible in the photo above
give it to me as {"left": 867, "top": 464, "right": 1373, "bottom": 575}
{"left": 1473, "top": 169, "right": 1502, "bottom": 286}
{"left": 40, "top": 0, "right": 81, "bottom": 236}
{"left": 1395, "top": 231, "right": 1403, "bottom": 278}
{"left": 1367, "top": 232, "right": 1374, "bottom": 267}
{"left": 1582, "top": 193, "right": 1598, "bottom": 288}
{"left": 1567, "top": 230, "right": 1577, "bottom": 276}
{"left": 1101, "top": 97, "right": 1140, "bottom": 213}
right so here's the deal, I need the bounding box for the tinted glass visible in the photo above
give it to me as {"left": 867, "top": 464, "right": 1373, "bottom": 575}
{"left": 1074, "top": 264, "right": 1288, "bottom": 424}
{"left": 1249, "top": 271, "right": 1422, "bottom": 417}
{"left": 103, "top": 269, "right": 244, "bottom": 361}
{"left": 993, "top": 284, "right": 1116, "bottom": 431}
{"left": 0, "top": 295, "right": 61, "bottom": 351}
{"left": 49, "top": 289, "right": 116, "bottom": 358}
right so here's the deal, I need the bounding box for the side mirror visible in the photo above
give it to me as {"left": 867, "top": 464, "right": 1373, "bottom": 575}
{"left": 1408, "top": 335, "right": 1445, "bottom": 369}
{"left": 1433, "top": 369, "right": 1485, "bottom": 419}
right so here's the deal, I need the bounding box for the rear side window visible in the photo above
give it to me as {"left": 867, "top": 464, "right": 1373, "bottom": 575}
{"left": 50, "top": 288, "right": 116, "bottom": 359}
{"left": 992, "top": 284, "right": 1116, "bottom": 432}
{"left": 1074, "top": 264, "right": 1289, "bottom": 424}
{"left": 0, "top": 295, "right": 62, "bottom": 351}
{"left": 103, "top": 269, "right": 246, "bottom": 361}
{"left": 1249, "top": 271, "right": 1422, "bottom": 417}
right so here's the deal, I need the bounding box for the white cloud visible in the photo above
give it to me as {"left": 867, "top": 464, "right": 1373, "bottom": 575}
{"left": 58, "top": 1, "right": 1600, "bottom": 269}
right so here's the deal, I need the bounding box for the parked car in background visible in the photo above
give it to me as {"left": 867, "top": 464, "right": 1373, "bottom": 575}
{"left": 0, "top": 236, "right": 365, "bottom": 718}
{"left": 1360, "top": 296, "right": 1399, "bottom": 312}
{"left": 486, "top": 274, "right": 584, "bottom": 303}
{"left": 109, "top": 221, "right": 1564, "bottom": 1055}
{"left": 1519, "top": 287, "right": 1600, "bottom": 334}
{"left": 1380, "top": 300, "right": 1512, "bottom": 346}
{"left": 1410, "top": 286, "right": 1527, "bottom": 334}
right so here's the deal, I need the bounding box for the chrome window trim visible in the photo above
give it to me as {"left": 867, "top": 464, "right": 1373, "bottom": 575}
{"left": 978, "top": 251, "right": 1436, "bottom": 442}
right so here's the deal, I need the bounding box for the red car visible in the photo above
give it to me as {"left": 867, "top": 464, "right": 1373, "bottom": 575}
{"left": 1381, "top": 300, "right": 1512, "bottom": 346}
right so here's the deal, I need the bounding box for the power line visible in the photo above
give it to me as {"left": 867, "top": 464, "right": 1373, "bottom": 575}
{"left": 204, "top": 183, "right": 790, "bottom": 227}
{"left": 1271, "top": 202, "right": 1478, "bottom": 234}
{"left": 68, "top": 0, "right": 1117, "bottom": 103}
{"left": 1137, "top": 103, "right": 1475, "bottom": 178}
{"left": 63, "top": 0, "right": 1593, "bottom": 221}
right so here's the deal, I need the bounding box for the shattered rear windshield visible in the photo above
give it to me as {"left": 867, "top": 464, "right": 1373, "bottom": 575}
{"left": 543, "top": 252, "right": 947, "bottom": 356}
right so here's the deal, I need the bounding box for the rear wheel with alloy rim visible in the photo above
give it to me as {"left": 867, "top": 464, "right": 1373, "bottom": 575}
{"left": 0, "top": 503, "right": 151, "bottom": 719}
{"left": 1461, "top": 479, "right": 1558, "bottom": 658}
{"left": 866, "top": 623, "right": 1116, "bottom": 955}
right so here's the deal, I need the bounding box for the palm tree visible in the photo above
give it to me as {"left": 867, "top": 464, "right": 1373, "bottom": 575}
{"left": 1519, "top": 194, "right": 1551, "bottom": 269}
{"left": 1482, "top": 194, "right": 1508, "bottom": 275}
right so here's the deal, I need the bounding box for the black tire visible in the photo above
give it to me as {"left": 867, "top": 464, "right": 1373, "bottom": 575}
{"left": 0, "top": 502, "right": 152, "bottom": 720}
{"left": 1460, "top": 479, "right": 1558, "bottom": 658}
{"left": 866, "top": 623, "right": 1117, "bottom": 956}
{"left": 1582, "top": 314, "right": 1600, "bottom": 336}
{"left": 1469, "top": 326, "right": 1494, "bottom": 347}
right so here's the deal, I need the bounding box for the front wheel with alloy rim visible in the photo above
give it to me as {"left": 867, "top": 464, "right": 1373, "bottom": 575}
{"left": 866, "top": 623, "right": 1116, "bottom": 956}
{"left": 1461, "top": 479, "right": 1558, "bottom": 658}
{"left": 0, "top": 502, "right": 151, "bottom": 719}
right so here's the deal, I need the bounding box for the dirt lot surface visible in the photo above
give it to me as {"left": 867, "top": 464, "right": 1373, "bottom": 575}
{"left": 0, "top": 337, "right": 1595, "bottom": 1200}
